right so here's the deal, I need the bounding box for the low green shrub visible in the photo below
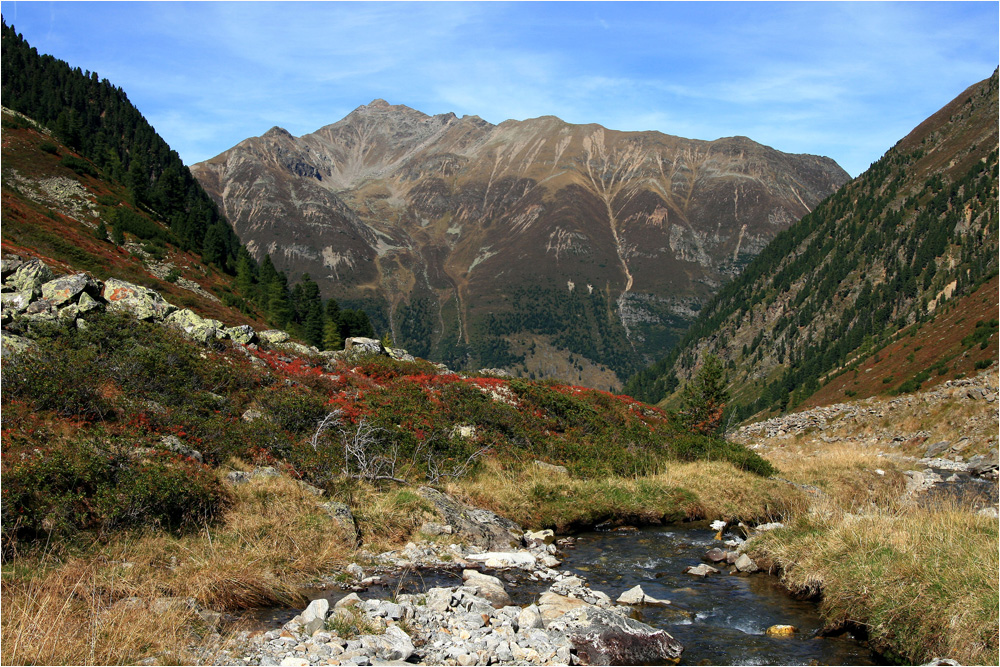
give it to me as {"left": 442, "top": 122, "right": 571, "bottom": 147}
{"left": 1, "top": 327, "right": 111, "bottom": 420}
{"left": 1, "top": 430, "right": 228, "bottom": 556}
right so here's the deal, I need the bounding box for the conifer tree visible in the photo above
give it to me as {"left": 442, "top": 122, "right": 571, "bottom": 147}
{"left": 679, "top": 354, "right": 729, "bottom": 435}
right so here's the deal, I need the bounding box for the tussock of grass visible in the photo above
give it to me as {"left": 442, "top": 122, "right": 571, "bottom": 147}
{"left": 741, "top": 436, "right": 998, "bottom": 665}
{"left": 0, "top": 470, "right": 356, "bottom": 665}
{"left": 1, "top": 559, "right": 206, "bottom": 666}
{"left": 351, "top": 486, "right": 437, "bottom": 551}
{"left": 750, "top": 503, "right": 999, "bottom": 665}
{"left": 454, "top": 459, "right": 803, "bottom": 531}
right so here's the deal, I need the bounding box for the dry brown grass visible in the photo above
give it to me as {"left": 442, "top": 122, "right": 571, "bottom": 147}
{"left": 2, "top": 559, "right": 206, "bottom": 665}
{"left": 742, "top": 436, "right": 999, "bottom": 664}
{"left": 1, "top": 467, "right": 357, "bottom": 665}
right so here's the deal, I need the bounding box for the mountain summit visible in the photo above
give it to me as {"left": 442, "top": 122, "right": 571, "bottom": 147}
{"left": 192, "top": 102, "right": 848, "bottom": 385}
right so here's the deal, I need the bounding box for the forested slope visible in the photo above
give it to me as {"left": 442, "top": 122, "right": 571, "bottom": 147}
{"left": 626, "top": 70, "right": 999, "bottom": 419}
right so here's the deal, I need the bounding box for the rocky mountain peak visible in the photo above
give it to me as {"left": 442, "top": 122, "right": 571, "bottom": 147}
{"left": 193, "top": 102, "right": 850, "bottom": 387}
{"left": 262, "top": 126, "right": 294, "bottom": 140}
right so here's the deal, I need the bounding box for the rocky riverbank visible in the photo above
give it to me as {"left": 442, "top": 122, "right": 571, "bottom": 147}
{"left": 195, "top": 490, "right": 693, "bottom": 667}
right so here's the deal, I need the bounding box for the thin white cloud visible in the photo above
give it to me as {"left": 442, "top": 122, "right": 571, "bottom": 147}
{"left": 5, "top": 1, "right": 995, "bottom": 177}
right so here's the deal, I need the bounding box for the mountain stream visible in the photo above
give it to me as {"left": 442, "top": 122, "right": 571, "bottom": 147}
{"left": 241, "top": 523, "right": 884, "bottom": 665}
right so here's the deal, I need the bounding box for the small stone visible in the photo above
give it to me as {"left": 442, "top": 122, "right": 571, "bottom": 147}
{"left": 684, "top": 564, "right": 720, "bottom": 577}
{"left": 765, "top": 624, "right": 798, "bottom": 637}
{"left": 734, "top": 554, "right": 759, "bottom": 573}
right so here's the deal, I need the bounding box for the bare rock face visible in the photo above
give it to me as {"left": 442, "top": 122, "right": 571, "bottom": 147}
{"left": 193, "top": 102, "right": 848, "bottom": 383}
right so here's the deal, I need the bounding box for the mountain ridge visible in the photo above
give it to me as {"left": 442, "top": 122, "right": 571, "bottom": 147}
{"left": 192, "top": 100, "right": 849, "bottom": 385}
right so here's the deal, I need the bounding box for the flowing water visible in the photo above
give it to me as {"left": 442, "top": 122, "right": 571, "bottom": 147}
{"left": 558, "top": 524, "right": 883, "bottom": 665}
{"left": 242, "top": 522, "right": 884, "bottom": 665}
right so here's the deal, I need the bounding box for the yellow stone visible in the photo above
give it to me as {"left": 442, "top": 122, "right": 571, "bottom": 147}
{"left": 765, "top": 624, "right": 798, "bottom": 636}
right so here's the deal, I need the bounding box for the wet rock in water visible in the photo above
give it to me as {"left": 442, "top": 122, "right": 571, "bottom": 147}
{"left": 684, "top": 564, "right": 720, "bottom": 577}
{"left": 765, "top": 624, "right": 798, "bottom": 637}
{"left": 566, "top": 606, "right": 684, "bottom": 665}
{"left": 616, "top": 584, "right": 670, "bottom": 606}
{"left": 921, "top": 658, "right": 962, "bottom": 666}
{"left": 705, "top": 547, "right": 727, "bottom": 562}
{"left": 734, "top": 554, "right": 759, "bottom": 573}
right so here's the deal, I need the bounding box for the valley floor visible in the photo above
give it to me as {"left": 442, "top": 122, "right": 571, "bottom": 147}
{"left": 2, "top": 370, "right": 997, "bottom": 667}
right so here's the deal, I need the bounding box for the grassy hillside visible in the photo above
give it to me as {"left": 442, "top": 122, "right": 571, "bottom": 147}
{"left": 626, "top": 70, "right": 999, "bottom": 420}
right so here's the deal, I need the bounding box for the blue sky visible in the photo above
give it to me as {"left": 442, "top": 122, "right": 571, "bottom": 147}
{"left": 2, "top": 1, "right": 997, "bottom": 177}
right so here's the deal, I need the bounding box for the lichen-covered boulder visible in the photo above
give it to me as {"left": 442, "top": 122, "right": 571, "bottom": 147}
{"left": 103, "top": 279, "right": 175, "bottom": 321}
{"left": 257, "top": 329, "right": 290, "bottom": 346}
{"left": 344, "top": 337, "right": 384, "bottom": 357}
{"left": 1, "top": 331, "right": 33, "bottom": 356}
{"left": 164, "top": 308, "right": 223, "bottom": 344}
{"left": 277, "top": 340, "right": 317, "bottom": 356}
{"left": 76, "top": 291, "right": 103, "bottom": 314}
{"left": 223, "top": 324, "right": 256, "bottom": 345}
{"left": 1, "top": 255, "right": 25, "bottom": 280}
{"left": 386, "top": 347, "right": 415, "bottom": 362}
{"left": 9, "top": 258, "right": 54, "bottom": 293}
{"left": 40, "top": 272, "right": 100, "bottom": 306}
{"left": 1, "top": 289, "right": 35, "bottom": 314}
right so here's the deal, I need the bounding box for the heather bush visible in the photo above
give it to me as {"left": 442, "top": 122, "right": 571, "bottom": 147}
{"left": 1, "top": 429, "right": 227, "bottom": 556}
{"left": 1, "top": 328, "right": 111, "bottom": 420}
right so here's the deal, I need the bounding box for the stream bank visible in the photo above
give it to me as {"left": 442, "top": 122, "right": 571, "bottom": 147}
{"left": 198, "top": 501, "right": 882, "bottom": 666}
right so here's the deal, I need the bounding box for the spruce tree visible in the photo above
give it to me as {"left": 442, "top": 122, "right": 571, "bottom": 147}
{"left": 679, "top": 355, "right": 729, "bottom": 435}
